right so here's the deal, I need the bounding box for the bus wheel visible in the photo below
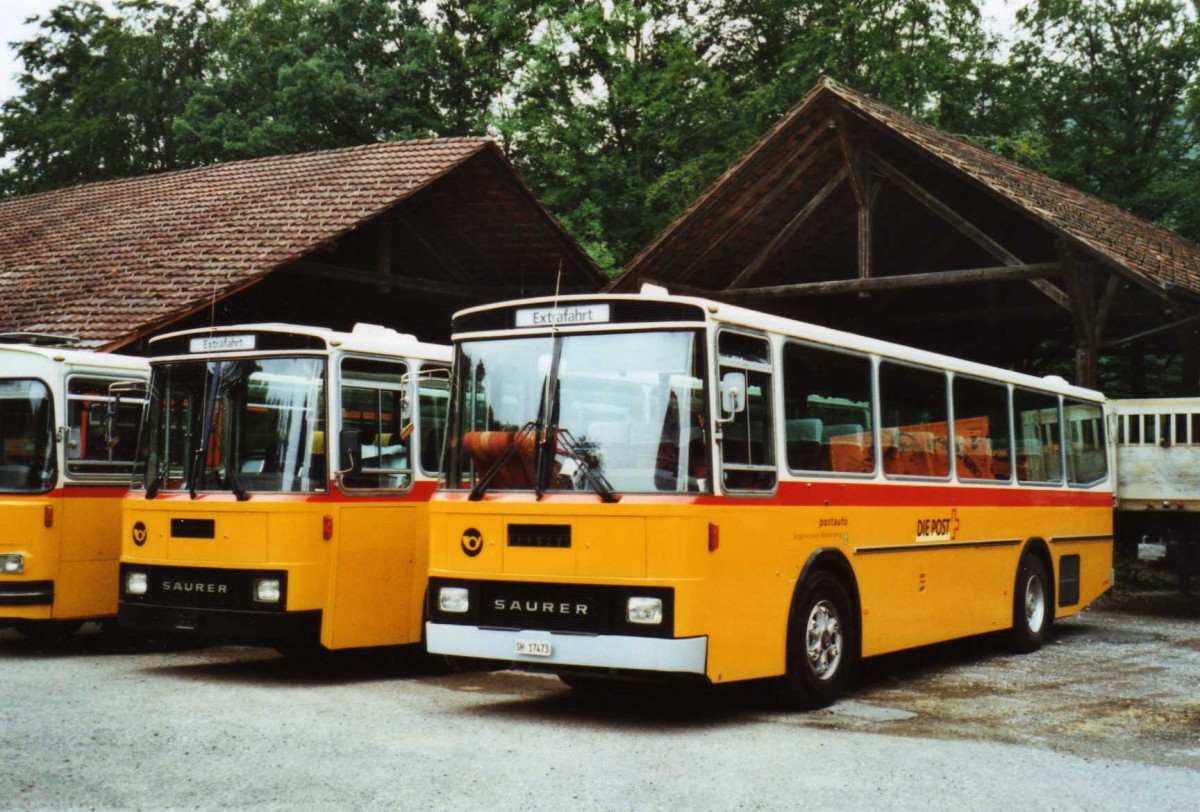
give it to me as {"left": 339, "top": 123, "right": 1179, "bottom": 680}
{"left": 18, "top": 620, "right": 82, "bottom": 647}
{"left": 776, "top": 571, "right": 854, "bottom": 709}
{"left": 1009, "top": 554, "right": 1051, "bottom": 652}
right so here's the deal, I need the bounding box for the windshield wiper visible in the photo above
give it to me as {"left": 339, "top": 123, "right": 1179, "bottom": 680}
{"left": 145, "top": 454, "right": 165, "bottom": 500}
{"left": 227, "top": 469, "right": 248, "bottom": 501}
{"left": 554, "top": 428, "right": 619, "bottom": 503}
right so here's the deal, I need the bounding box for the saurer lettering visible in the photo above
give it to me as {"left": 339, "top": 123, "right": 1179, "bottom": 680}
{"left": 493, "top": 599, "right": 588, "bottom": 615}
{"left": 162, "top": 581, "right": 228, "bottom": 594}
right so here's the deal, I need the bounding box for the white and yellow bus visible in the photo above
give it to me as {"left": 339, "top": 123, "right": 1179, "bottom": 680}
{"left": 1, "top": 336, "right": 148, "bottom": 640}
{"left": 118, "top": 323, "right": 451, "bottom": 653}
{"left": 425, "top": 288, "right": 1113, "bottom": 706}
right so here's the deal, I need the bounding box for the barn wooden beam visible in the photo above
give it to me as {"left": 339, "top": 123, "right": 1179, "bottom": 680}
{"left": 290, "top": 261, "right": 526, "bottom": 299}
{"left": 723, "top": 263, "right": 1062, "bottom": 299}
{"left": 834, "top": 120, "right": 880, "bottom": 285}
{"left": 376, "top": 218, "right": 394, "bottom": 277}
{"left": 673, "top": 127, "right": 837, "bottom": 285}
{"left": 727, "top": 167, "right": 848, "bottom": 289}
{"left": 1101, "top": 310, "right": 1200, "bottom": 348}
{"left": 874, "top": 158, "right": 1072, "bottom": 311}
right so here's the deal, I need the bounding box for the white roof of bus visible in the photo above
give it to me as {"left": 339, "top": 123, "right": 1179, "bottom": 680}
{"left": 150, "top": 322, "right": 451, "bottom": 362}
{"left": 0, "top": 343, "right": 148, "bottom": 374}
{"left": 453, "top": 290, "right": 1105, "bottom": 401}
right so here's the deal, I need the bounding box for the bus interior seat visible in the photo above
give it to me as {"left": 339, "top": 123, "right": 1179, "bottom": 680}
{"left": 786, "top": 418, "right": 823, "bottom": 470}
{"left": 824, "top": 424, "right": 867, "bottom": 472}
{"left": 0, "top": 464, "right": 32, "bottom": 489}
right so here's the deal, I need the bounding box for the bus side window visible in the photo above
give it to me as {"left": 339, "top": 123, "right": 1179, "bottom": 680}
{"left": 951, "top": 376, "right": 1011, "bottom": 482}
{"left": 718, "top": 332, "right": 776, "bottom": 491}
{"left": 341, "top": 358, "right": 410, "bottom": 491}
{"left": 781, "top": 342, "right": 873, "bottom": 474}
{"left": 1013, "top": 389, "right": 1062, "bottom": 485}
{"left": 65, "top": 376, "right": 144, "bottom": 480}
{"left": 879, "top": 362, "right": 950, "bottom": 479}
{"left": 418, "top": 365, "right": 451, "bottom": 476}
{"left": 1064, "top": 399, "right": 1106, "bottom": 485}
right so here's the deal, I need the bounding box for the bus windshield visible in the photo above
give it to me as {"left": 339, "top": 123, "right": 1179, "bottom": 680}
{"left": 0, "top": 379, "right": 56, "bottom": 493}
{"left": 447, "top": 331, "right": 707, "bottom": 496}
{"left": 137, "top": 357, "right": 326, "bottom": 496}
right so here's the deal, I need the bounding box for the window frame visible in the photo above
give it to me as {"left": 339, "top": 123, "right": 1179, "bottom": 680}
{"left": 337, "top": 354, "right": 412, "bottom": 494}
{"left": 780, "top": 338, "right": 876, "bottom": 480}
{"left": 63, "top": 373, "right": 147, "bottom": 483}
{"left": 948, "top": 373, "right": 1014, "bottom": 487}
{"left": 715, "top": 327, "right": 777, "bottom": 496}
{"left": 877, "top": 358, "right": 953, "bottom": 483}
{"left": 1011, "top": 387, "right": 1065, "bottom": 487}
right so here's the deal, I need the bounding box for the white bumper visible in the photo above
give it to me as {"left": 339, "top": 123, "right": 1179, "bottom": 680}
{"left": 426, "top": 622, "right": 708, "bottom": 675}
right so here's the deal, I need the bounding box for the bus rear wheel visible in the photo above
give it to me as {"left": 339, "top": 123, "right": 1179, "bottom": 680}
{"left": 1008, "top": 554, "right": 1051, "bottom": 652}
{"left": 776, "top": 571, "right": 855, "bottom": 709}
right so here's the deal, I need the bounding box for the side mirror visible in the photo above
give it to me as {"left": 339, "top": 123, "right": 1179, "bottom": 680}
{"left": 67, "top": 426, "right": 83, "bottom": 460}
{"left": 338, "top": 428, "right": 363, "bottom": 476}
{"left": 719, "top": 371, "right": 746, "bottom": 419}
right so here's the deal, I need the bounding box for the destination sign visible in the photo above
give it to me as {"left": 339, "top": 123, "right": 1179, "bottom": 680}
{"left": 189, "top": 335, "right": 256, "bottom": 353}
{"left": 514, "top": 304, "right": 611, "bottom": 328}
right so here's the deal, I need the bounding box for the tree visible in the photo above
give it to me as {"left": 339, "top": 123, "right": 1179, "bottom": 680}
{"left": 0, "top": 0, "right": 211, "bottom": 196}
{"left": 174, "top": 0, "right": 445, "bottom": 165}
{"left": 1011, "top": 0, "right": 1200, "bottom": 239}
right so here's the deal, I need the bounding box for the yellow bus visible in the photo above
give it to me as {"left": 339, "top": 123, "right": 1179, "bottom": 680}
{"left": 118, "top": 323, "right": 451, "bottom": 653}
{"left": 1, "top": 336, "right": 147, "bottom": 641}
{"left": 425, "top": 288, "right": 1113, "bottom": 706}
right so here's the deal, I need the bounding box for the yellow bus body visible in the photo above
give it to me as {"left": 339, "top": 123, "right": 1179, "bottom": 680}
{"left": 120, "top": 487, "right": 432, "bottom": 648}
{"left": 430, "top": 491, "right": 1111, "bottom": 684}
{"left": 425, "top": 292, "right": 1114, "bottom": 701}
{"left": 0, "top": 490, "right": 131, "bottom": 622}
{"left": 1, "top": 344, "right": 146, "bottom": 632}
{"left": 116, "top": 324, "right": 449, "bottom": 651}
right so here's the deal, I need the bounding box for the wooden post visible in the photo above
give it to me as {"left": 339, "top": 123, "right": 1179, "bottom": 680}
{"left": 1174, "top": 312, "right": 1200, "bottom": 395}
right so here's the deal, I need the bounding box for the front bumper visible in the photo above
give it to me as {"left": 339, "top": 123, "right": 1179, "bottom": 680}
{"left": 119, "top": 602, "right": 321, "bottom": 644}
{"left": 0, "top": 580, "right": 53, "bottom": 607}
{"left": 426, "top": 622, "right": 708, "bottom": 675}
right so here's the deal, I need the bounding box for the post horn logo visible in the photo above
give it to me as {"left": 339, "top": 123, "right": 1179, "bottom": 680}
{"left": 132, "top": 521, "right": 148, "bottom": 547}
{"left": 460, "top": 528, "right": 483, "bottom": 557}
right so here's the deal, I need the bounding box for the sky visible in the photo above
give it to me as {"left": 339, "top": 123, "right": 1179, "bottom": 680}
{"left": 0, "top": 0, "right": 1023, "bottom": 110}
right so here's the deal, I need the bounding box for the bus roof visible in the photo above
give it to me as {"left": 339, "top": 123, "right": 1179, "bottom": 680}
{"left": 148, "top": 322, "right": 451, "bottom": 363}
{"left": 0, "top": 342, "right": 148, "bottom": 375}
{"left": 451, "top": 288, "right": 1105, "bottom": 402}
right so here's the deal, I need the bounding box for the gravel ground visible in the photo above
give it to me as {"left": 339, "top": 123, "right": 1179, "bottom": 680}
{"left": 1, "top": 593, "right": 1197, "bottom": 810}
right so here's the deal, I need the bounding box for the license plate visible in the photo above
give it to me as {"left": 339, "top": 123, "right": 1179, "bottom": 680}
{"left": 515, "top": 639, "right": 552, "bottom": 657}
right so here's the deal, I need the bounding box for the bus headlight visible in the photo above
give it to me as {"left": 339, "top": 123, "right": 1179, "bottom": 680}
{"left": 125, "top": 571, "right": 148, "bottom": 595}
{"left": 254, "top": 579, "right": 281, "bottom": 604}
{"left": 1, "top": 553, "right": 24, "bottom": 575}
{"left": 627, "top": 597, "right": 663, "bottom": 625}
{"left": 438, "top": 587, "right": 469, "bottom": 613}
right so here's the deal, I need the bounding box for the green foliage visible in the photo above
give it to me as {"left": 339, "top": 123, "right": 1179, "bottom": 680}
{"left": 1, "top": 0, "right": 1197, "bottom": 260}
{"left": 174, "top": 0, "right": 444, "bottom": 164}
{"left": 0, "top": 0, "right": 211, "bottom": 194}
{"left": 1011, "top": 0, "right": 1200, "bottom": 236}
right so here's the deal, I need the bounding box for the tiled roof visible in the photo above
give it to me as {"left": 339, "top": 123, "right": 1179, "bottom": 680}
{"left": 615, "top": 77, "right": 1200, "bottom": 298}
{"left": 0, "top": 139, "right": 601, "bottom": 348}
{"left": 822, "top": 79, "right": 1200, "bottom": 295}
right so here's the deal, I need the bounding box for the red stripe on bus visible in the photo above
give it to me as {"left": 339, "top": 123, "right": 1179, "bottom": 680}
{"left": 435, "top": 481, "right": 1112, "bottom": 509}
{"left": 120, "top": 481, "right": 438, "bottom": 504}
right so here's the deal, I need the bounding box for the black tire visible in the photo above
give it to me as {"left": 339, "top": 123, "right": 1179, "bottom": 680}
{"left": 775, "top": 571, "right": 856, "bottom": 709}
{"left": 17, "top": 620, "right": 83, "bottom": 648}
{"left": 1009, "top": 554, "right": 1052, "bottom": 652}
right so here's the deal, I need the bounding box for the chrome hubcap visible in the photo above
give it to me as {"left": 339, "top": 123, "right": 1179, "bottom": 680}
{"left": 806, "top": 600, "right": 842, "bottom": 681}
{"left": 1024, "top": 574, "right": 1046, "bottom": 633}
